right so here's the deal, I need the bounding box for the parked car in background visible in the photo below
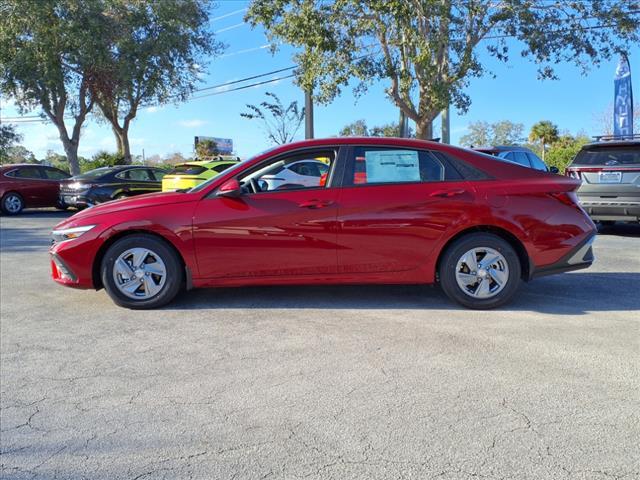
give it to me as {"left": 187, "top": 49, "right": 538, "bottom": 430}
{"left": 473, "top": 146, "right": 557, "bottom": 173}
{"left": 59, "top": 165, "right": 168, "bottom": 208}
{"left": 566, "top": 135, "right": 640, "bottom": 225}
{"left": 50, "top": 137, "right": 595, "bottom": 311}
{"left": 161, "top": 159, "right": 239, "bottom": 192}
{"left": 0, "top": 164, "right": 70, "bottom": 215}
{"left": 258, "top": 158, "right": 330, "bottom": 190}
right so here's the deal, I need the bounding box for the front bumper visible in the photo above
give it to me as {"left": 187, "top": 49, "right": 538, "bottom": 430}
{"left": 530, "top": 234, "right": 595, "bottom": 279}
{"left": 50, "top": 235, "right": 103, "bottom": 289}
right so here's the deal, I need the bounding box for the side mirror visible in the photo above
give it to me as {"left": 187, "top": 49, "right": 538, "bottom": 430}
{"left": 216, "top": 178, "right": 242, "bottom": 198}
{"left": 549, "top": 166, "right": 560, "bottom": 174}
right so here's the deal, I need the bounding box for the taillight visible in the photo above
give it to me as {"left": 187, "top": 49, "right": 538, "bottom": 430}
{"left": 565, "top": 168, "right": 581, "bottom": 180}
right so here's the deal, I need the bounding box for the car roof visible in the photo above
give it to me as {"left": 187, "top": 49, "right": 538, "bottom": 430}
{"left": 179, "top": 160, "right": 236, "bottom": 167}
{"left": 473, "top": 145, "right": 533, "bottom": 153}
{"left": 1, "top": 163, "right": 45, "bottom": 170}
{"left": 582, "top": 139, "right": 640, "bottom": 149}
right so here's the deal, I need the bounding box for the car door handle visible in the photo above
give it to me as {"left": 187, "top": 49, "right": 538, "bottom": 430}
{"left": 429, "top": 189, "right": 466, "bottom": 198}
{"left": 298, "top": 199, "right": 335, "bottom": 209}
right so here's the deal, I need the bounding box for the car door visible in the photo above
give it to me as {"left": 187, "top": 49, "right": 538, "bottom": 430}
{"left": 336, "top": 146, "right": 476, "bottom": 275}
{"left": 41, "top": 167, "right": 70, "bottom": 206}
{"left": 7, "top": 166, "right": 50, "bottom": 207}
{"left": 118, "top": 168, "right": 160, "bottom": 196}
{"left": 192, "top": 148, "right": 341, "bottom": 279}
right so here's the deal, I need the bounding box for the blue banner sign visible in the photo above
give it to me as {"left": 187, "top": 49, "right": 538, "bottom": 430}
{"left": 614, "top": 55, "right": 634, "bottom": 137}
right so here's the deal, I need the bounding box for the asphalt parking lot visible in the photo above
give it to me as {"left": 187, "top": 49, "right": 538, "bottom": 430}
{"left": 1, "top": 211, "right": 639, "bottom": 480}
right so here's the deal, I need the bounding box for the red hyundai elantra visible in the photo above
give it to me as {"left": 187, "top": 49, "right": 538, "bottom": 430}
{"left": 50, "top": 138, "right": 596, "bottom": 309}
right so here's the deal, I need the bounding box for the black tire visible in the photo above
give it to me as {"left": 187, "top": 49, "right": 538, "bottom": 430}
{"left": 438, "top": 233, "right": 522, "bottom": 310}
{"left": 55, "top": 201, "right": 69, "bottom": 211}
{"left": 1, "top": 192, "right": 24, "bottom": 215}
{"left": 101, "top": 234, "right": 183, "bottom": 309}
{"left": 114, "top": 193, "right": 128, "bottom": 200}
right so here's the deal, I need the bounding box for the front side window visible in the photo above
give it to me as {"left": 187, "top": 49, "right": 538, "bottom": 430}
{"left": 527, "top": 153, "right": 548, "bottom": 171}
{"left": 43, "top": 167, "right": 70, "bottom": 180}
{"left": 117, "top": 169, "right": 154, "bottom": 181}
{"left": 238, "top": 150, "right": 336, "bottom": 194}
{"left": 513, "top": 152, "right": 531, "bottom": 167}
{"left": 347, "top": 147, "right": 459, "bottom": 185}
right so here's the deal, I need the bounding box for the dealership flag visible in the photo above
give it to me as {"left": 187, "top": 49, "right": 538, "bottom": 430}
{"left": 614, "top": 55, "right": 634, "bottom": 137}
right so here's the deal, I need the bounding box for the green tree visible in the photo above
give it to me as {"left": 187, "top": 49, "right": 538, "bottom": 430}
{"left": 247, "top": 0, "right": 639, "bottom": 140}
{"left": 241, "top": 92, "right": 305, "bottom": 145}
{"left": 460, "top": 120, "right": 524, "bottom": 147}
{"left": 546, "top": 133, "right": 590, "bottom": 173}
{"left": 87, "top": 0, "right": 222, "bottom": 163}
{"left": 529, "top": 121, "right": 560, "bottom": 161}
{"left": 0, "top": 125, "right": 22, "bottom": 163}
{"left": 4, "top": 145, "right": 37, "bottom": 164}
{"left": 339, "top": 119, "right": 414, "bottom": 137}
{"left": 340, "top": 119, "right": 369, "bottom": 137}
{"left": 0, "top": 0, "right": 97, "bottom": 174}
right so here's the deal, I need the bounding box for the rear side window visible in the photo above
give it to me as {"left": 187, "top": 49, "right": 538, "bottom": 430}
{"left": 169, "top": 165, "right": 207, "bottom": 175}
{"left": 347, "top": 147, "right": 462, "bottom": 185}
{"left": 572, "top": 147, "right": 640, "bottom": 166}
{"left": 8, "top": 167, "right": 42, "bottom": 179}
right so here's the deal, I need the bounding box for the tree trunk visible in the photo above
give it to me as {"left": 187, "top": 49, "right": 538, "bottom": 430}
{"left": 415, "top": 121, "right": 433, "bottom": 140}
{"left": 113, "top": 126, "right": 132, "bottom": 164}
{"left": 54, "top": 125, "right": 80, "bottom": 175}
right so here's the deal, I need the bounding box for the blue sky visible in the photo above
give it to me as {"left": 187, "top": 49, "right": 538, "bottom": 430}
{"left": 3, "top": 0, "right": 639, "bottom": 160}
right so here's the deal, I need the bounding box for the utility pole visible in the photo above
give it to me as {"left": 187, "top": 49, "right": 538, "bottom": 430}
{"left": 441, "top": 105, "right": 450, "bottom": 144}
{"left": 399, "top": 110, "right": 408, "bottom": 138}
{"left": 305, "top": 89, "right": 314, "bottom": 139}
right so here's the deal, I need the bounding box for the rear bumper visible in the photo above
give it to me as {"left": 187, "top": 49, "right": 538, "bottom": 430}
{"left": 530, "top": 234, "right": 595, "bottom": 279}
{"left": 59, "top": 193, "right": 95, "bottom": 208}
{"left": 577, "top": 199, "right": 640, "bottom": 222}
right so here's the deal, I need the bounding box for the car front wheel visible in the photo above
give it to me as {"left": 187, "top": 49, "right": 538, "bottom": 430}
{"left": 101, "top": 234, "right": 183, "bottom": 309}
{"left": 438, "top": 233, "right": 521, "bottom": 309}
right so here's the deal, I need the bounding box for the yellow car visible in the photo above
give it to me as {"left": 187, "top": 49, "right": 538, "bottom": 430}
{"left": 162, "top": 159, "right": 239, "bottom": 192}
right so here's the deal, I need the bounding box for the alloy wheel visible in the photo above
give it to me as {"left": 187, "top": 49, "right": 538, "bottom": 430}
{"left": 455, "top": 247, "right": 509, "bottom": 299}
{"left": 112, "top": 247, "right": 167, "bottom": 299}
{"left": 3, "top": 194, "right": 23, "bottom": 214}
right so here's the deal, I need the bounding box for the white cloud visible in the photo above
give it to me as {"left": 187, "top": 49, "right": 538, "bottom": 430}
{"left": 178, "top": 119, "right": 207, "bottom": 128}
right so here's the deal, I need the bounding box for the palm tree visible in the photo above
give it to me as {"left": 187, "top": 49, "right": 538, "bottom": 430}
{"left": 529, "top": 121, "right": 559, "bottom": 161}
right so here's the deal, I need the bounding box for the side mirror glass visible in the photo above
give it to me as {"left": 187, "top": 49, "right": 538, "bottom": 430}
{"left": 549, "top": 166, "right": 560, "bottom": 174}
{"left": 216, "top": 178, "right": 242, "bottom": 198}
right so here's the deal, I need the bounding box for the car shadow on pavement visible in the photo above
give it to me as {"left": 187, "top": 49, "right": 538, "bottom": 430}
{"left": 169, "top": 271, "right": 640, "bottom": 315}
{"left": 596, "top": 222, "right": 640, "bottom": 238}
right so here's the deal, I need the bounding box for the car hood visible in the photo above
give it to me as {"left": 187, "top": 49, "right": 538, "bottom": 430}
{"left": 59, "top": 191, "right": 196, "bottom": 226}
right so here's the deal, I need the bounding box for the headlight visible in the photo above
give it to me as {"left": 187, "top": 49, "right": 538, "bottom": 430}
{"left": 51, "top": 225, "right": 96, "bottom": 243}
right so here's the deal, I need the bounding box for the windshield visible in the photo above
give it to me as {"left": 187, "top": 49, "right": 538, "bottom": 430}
{"left": 73, "top": 167, "right": 118, "bottom": 181}
{"left": 572, "top": 147, "right": 640, "bottom": 166}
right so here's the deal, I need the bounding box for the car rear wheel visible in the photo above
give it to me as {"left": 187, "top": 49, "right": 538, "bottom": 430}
{"left": 1, "top": 192, "right": 24, "bottom": 215}
{"left": 101, "top": 234, "right": 183, "bottom": 309}
{"left": 438, "top": 233, "right": 521, "bottom": 309}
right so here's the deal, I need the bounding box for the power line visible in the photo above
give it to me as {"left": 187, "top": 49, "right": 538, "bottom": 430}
{"left": 189, "top": 74, "right": 296, "bottom": 100}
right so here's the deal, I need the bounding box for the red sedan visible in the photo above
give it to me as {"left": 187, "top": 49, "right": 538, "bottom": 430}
{"left": 1, "top": 164, "right": 71, "bottom": 214}
{"left": 50, "top": 138, "right": 596, "bottom": 309}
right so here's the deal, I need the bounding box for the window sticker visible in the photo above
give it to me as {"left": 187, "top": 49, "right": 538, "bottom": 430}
{"left": 364, "top": 150, "right": 420, "bottom": 183}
